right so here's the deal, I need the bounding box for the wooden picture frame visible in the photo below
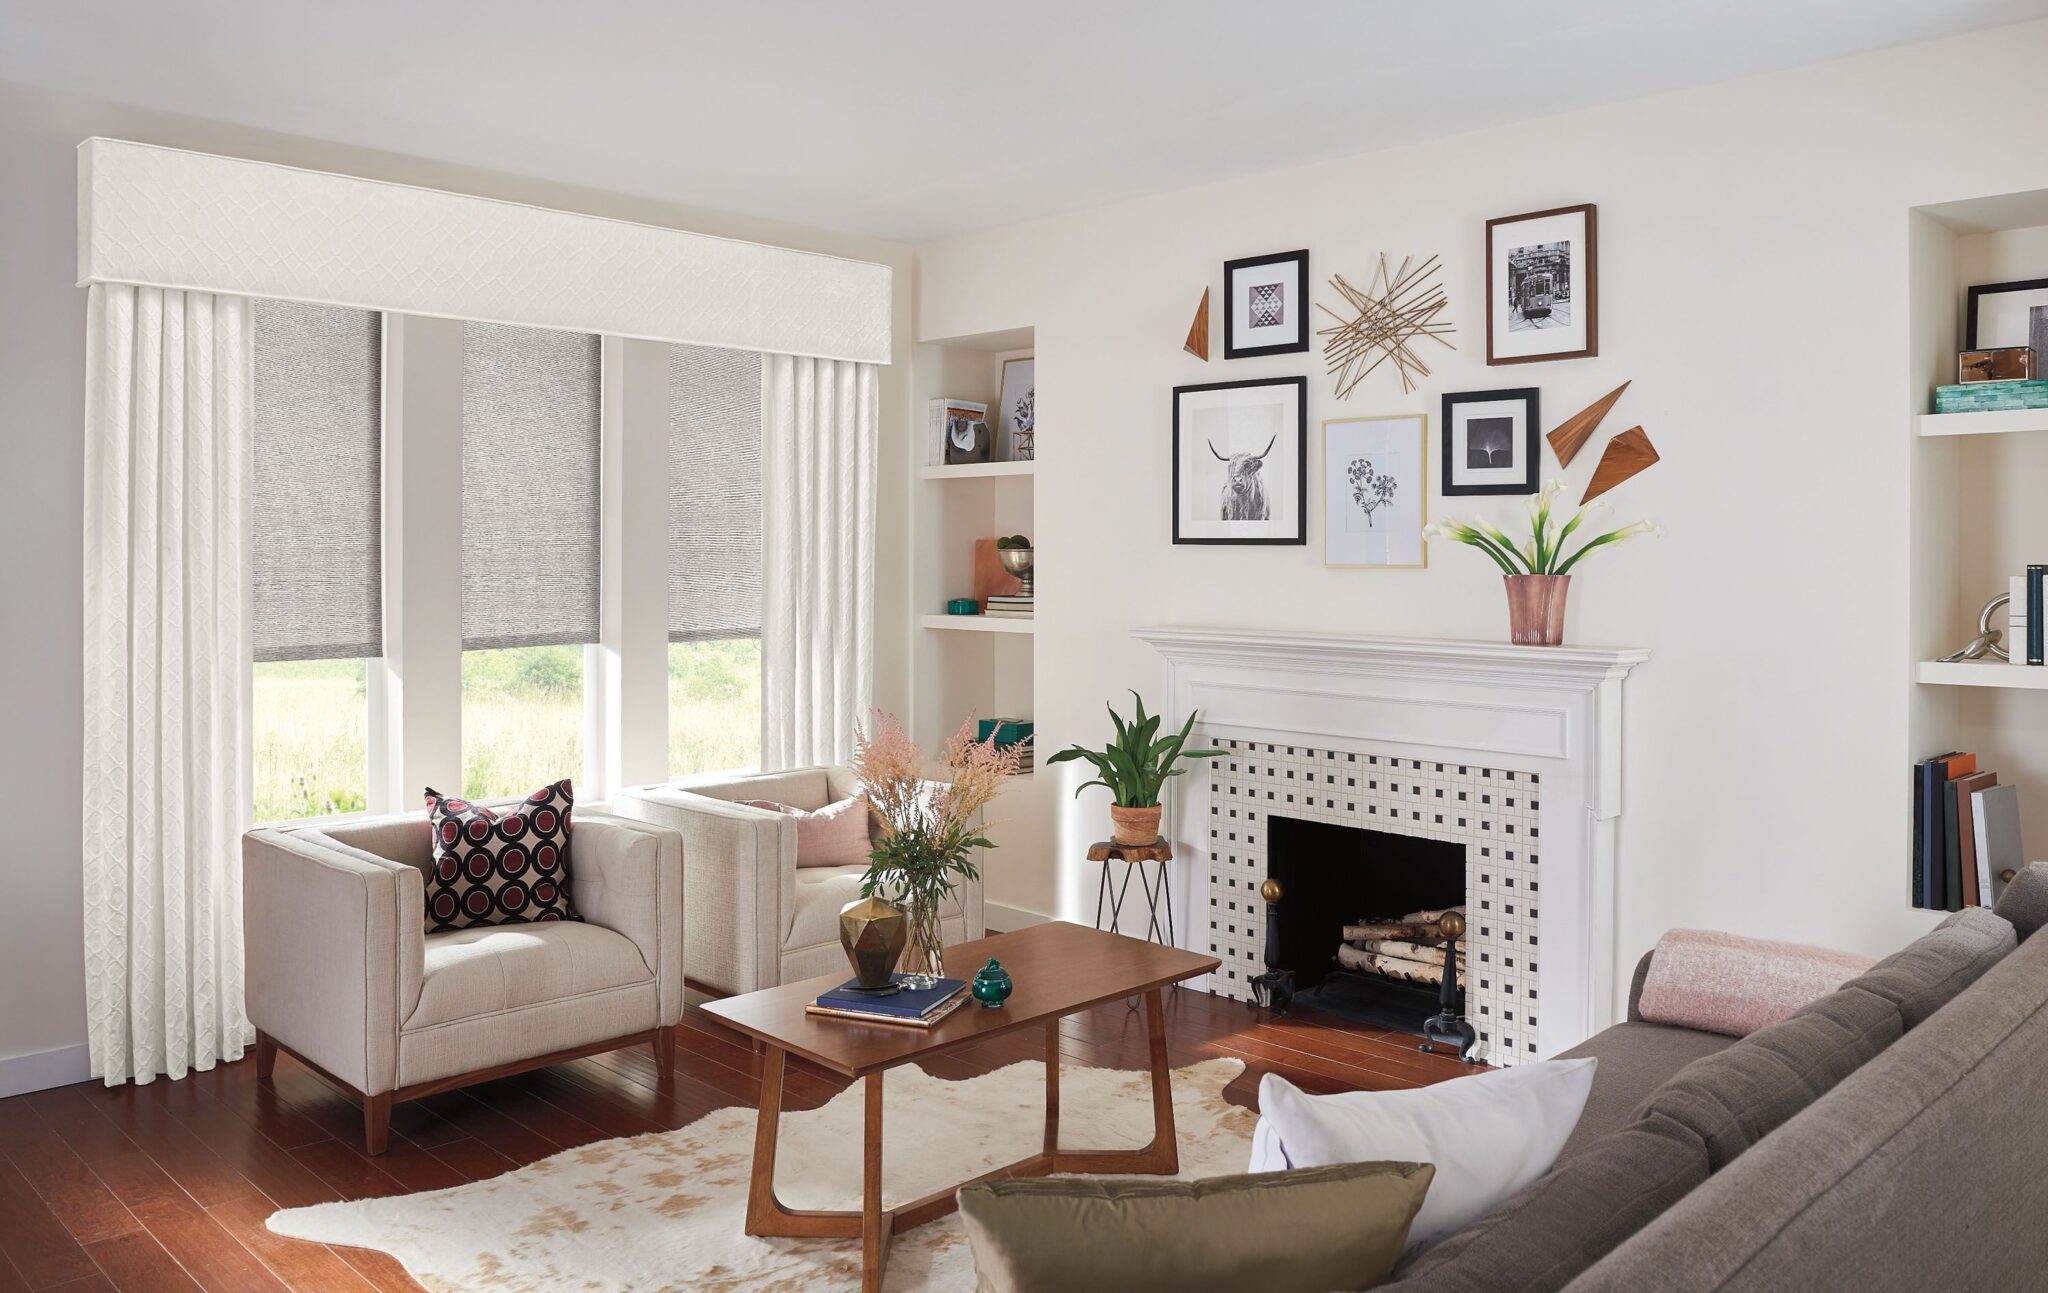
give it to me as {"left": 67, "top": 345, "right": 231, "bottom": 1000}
{"left": 1441, "top": 388, "right": 1540, "bottom": 496}
{"left": 1485, "top": 204, "right": 1597, "bottom": 364}
{"left": 1172, "top": 376, "right": 1308, "bottom": 545}
{"left": 1323, "top": 413, "right": 1427, "bottom": 568}
{"left": 1223, "top": 250, "right": 1311, "bottom": 359}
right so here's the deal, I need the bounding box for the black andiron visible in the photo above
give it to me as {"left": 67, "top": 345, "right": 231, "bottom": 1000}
{"left": 1419, "top": 909, "right": 1479, "bottom": 1064}
{"left": 1247, "top": 878, "right": 1296, "bottom": 1014}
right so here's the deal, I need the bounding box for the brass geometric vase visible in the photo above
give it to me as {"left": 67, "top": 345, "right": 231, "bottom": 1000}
{"left": 839, "top": 896, "right": 907, "bottom": 990}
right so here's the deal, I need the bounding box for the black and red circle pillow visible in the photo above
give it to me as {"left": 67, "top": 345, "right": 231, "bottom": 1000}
{"left": 422, "top": 780, "right": 579, "bottom": 932}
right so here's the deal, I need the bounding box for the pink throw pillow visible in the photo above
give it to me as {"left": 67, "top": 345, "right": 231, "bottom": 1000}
{"left": 742, "top": 796, "right": 873, "bottom": 869}
{"left": 1636, "top": 928, "right": 1875, "bottom": 1038}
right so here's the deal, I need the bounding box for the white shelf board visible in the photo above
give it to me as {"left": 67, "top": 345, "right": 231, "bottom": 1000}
{"left": 1916, "top": 408, "right": 2048, "bottom": 438}
{"left": 1916, "top": 660, "right": 2048, "bottom": 689}
{"left": 920, "top": 460, "right": 1035, "bottom": 480}
{"left": 921, "top": 613, "right": 1036, "bottom": 635}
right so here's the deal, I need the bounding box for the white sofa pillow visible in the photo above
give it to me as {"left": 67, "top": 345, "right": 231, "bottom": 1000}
{"left": 1248, "top": 1058, "right": 1596, "bottom": 1249}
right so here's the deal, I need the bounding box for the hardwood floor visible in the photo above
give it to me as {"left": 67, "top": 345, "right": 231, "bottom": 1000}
{"left": 0, "top": 986, "right": 1475, "bottom": 1291}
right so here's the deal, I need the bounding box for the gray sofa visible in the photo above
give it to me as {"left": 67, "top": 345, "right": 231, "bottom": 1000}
{"left": 1381, "top": 862, "right": 2048, "bottom": 1291}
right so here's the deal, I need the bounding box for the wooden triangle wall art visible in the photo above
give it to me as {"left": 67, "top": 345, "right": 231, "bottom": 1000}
{"left": 1547, "top": 380, "right": 1630, "bottom": 467}
{"left": 1580, "top": 426, "right": 1659, "bottom": 503}
{"left": 1184, "top": 287, "right": 1211, "bottom": 360}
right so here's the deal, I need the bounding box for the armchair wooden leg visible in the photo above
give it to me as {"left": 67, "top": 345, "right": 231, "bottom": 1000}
{"left": 654, "top": 1025, "right": 676, "bottom": 1079}
{"left": 363, "top": 1093, "right": 392, "bottom": 1155}
{"left": 254, "top": 1031, "right": 277, "bottom": 1080}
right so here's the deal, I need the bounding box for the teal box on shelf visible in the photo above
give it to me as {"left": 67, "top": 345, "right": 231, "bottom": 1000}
{"left": 1934, "top": 381, "right": 2048, "bottom": 413}
{"left": 945, "top": 598, "right": 980, "bottom": 615}
{"left": 976, "top": 718, "right": 1034, "bottom": 747}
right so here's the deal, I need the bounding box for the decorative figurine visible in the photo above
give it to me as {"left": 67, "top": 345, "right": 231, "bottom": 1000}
{"left": 971, "top": 957, "right": 1014, "bottom": 1008}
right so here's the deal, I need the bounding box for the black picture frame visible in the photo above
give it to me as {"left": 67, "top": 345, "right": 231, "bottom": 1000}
{"left": 1965, "top": 277, "right": 2048, "bottom": 350}
{"left": 1441, "top": 388, "right": 1540, "bottom": 496}
{"left": 1223, "top": 249, "right": 1311, "bottom": 360}
{"left": 1172, "top": 376, "right": 1308, "bottom": 545}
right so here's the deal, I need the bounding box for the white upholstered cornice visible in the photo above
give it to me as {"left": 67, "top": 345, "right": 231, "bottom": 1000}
{"left": 76, "top": 138, "right": 892, "bottom": 364}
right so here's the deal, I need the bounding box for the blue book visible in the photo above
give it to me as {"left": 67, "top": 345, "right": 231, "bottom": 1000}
{"left": 811, "top": 975, "right": 968, "bottom": 1025}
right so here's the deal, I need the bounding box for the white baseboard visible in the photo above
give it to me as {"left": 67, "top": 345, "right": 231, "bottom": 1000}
{"left": 0, "top": 1043, "right": 92, "bottom": 1099}
{"left": 986, "top": 900, "right": 1054, "bottom": 932}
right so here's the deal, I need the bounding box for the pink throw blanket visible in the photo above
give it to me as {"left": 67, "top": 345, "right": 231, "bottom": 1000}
{"left": 1636, "top": 929, "right": 1876, "bottom": 1038}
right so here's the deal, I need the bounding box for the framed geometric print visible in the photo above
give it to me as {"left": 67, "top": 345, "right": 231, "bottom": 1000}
{"left": 1223, "top": 249, "right": 1311, "bottom": 360}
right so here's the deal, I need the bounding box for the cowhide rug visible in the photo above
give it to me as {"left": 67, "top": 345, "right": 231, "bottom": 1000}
{"left": 270, "top": 1057, "right": 1253, "bottom": 1291}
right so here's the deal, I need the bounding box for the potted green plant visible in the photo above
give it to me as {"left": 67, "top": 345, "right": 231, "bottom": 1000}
{"left": 1424, "top": 481, "right": 1659, "bottom": 646}
{"left": 1046, "top": 692, "right": 1224, "bottom": 845}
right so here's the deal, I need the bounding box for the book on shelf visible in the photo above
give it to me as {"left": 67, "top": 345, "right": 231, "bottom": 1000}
{"left": 2012, "top": 575, "right": 2030, "bottom": 666}
{"left": 984, "top": 594, "right": 1034, "bottom": 605}
{"left": 1954, "top": 771, "right": 1998, "bottom": 908}
{"left": 1974, "top": 783, "right": 2024, "bottom": 904}
{"left": 983, "top": 610, "right": 1035, "bottom": 619}
{"left": 1913, "top": 752, "right": 1971, "bottom": 909}
{"left": 806, "top": 974, "right": 969, "bottom": 1028}
{"left": 928, "top": 399, "right": 989, "bottom": 467}
{"left": 2031, "top": 565, "right": 2046, "bottom": 666}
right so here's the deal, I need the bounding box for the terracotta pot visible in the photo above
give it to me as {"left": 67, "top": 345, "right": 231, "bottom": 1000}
{"left": 1503, "top": 574, "right": 1571, "bottom": 646}
{"left": 1110, "top": 804, "right": 1163, "bottom": 846}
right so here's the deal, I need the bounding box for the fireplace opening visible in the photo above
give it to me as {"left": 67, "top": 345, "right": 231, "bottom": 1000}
{"left": 1266, "top": 814, "right": 1465, "bottom": 1034}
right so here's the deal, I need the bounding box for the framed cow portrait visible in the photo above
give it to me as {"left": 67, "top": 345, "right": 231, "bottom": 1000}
{"left": 1172, "top": 376, "right": 1307, "bottom": 545}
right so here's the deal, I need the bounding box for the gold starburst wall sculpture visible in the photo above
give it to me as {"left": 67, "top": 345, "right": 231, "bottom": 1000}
{"left": 1317, "top": 254, "right": 1457, "bottom": 396}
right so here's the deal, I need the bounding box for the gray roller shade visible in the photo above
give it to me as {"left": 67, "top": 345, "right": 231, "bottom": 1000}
{"left": 462, "top": 321, "right": 602, "bottom": 651}
{"left": 251, "top": 298, "right": 383, "bottom": 662}
{"left": 669, "top": 344, "right": 763, "bottom": 641}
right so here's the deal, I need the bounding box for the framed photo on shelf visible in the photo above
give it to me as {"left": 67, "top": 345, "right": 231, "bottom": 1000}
{"left": 996, "top": 356, "right": 1036, "bottom": 461}
{"left": 1965, "top": 278, "right": 2048, "bottom": 354}
{"left": 1223, "top": 249, "right": 1311, "bottom": 359}
{"left": 1486, "top": 203, "right": 1597, "bottom": 364}
{"left": 1442, "top": 388, "right": 1540, "bottom": 496}
{"left": 1323, "top": 414, "right": 1426, "bottom": 568}
{"left": 1172, "top": 376, "right": 1307, "bottom": 545}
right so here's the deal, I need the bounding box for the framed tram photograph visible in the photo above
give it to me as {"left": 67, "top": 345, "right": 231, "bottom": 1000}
{"left": 1172, "top": 376, "right": 1308, "bottom": 545}
{"left": 1441, "top": 388, "right": 1540, "bottom": 496}
{"left": 1486, "top": 203, "right": 1597, "bottom": 364}
{"left": 1223, "top": 249, "right": 1311, "bottom": 359}
{"left": 1323, "top": 413, "right": 1427, "bottom": 568}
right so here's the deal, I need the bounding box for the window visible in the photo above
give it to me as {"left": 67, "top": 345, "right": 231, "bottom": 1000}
{"left": 249, "top": 299, "right": 381, "bottom": 821}
{"left": 460, "top": 322, "right": 602, "bottom": 797}
{"left": 668, "top": 344, "right": 763, "bottom": 775}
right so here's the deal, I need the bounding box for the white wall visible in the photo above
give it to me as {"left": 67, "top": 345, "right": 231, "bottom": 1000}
{"left": 0, "top": 78, "right": 914, "bottom": 1088}
{"left": 914, "top": 20, "right": 2048, "bottom": 1009}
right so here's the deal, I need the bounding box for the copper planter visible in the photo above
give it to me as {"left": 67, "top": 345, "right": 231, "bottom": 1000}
{"left": 1504, "top": 574, "right": 1570, "bottom": 646}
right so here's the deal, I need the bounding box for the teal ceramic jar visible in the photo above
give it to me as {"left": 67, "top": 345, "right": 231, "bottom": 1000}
{"left": 971, "top": 957, "right": 1013, "bottom": 1008}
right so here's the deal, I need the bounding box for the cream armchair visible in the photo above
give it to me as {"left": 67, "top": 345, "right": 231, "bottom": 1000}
{"left": 611, "top": 767, "right": 984, "bottom": 996}
{"left": 242, "top": 806, "right": 683, "bottom": 1153}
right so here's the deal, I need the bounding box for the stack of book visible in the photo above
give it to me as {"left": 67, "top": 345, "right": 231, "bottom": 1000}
{"left": 2010, "top": 567, "right": 2046, "bottom": 666}
{"left": 978, "top": 717, "right": 1035, "bottom": 773}
{"left": 984, "top": 593, "right": 1033, "bottom": 620}
{"left": 806, "top": 974, "right": 969, "bottom": 1028}
{"left": 1911, "top": 752, "right": 2023, "bottom": 911}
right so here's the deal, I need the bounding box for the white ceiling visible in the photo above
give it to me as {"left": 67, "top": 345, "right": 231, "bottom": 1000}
{"left": 5, "top": 0, "right": 2045, "bottom": 243}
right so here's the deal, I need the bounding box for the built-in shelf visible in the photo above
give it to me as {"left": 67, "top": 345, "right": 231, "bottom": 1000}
{"left": 1916, "top": 408, "right": 2048, "bottom": 438}
{"left": 920, "top": 459, "right": 1035, "bottom": 480}
{"left": 921, "top": 613, "right": 1036, "bottom": 635}
{"left": 1916, "top": 660, "right": 2048, "bottom": 689}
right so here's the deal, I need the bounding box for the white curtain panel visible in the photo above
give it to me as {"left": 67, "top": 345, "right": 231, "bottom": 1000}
{"left": 82, "top": 283, "right": 256, "bottom": 1086}
{"left": 759, "top": 354, "right": 878, "bottom": 770}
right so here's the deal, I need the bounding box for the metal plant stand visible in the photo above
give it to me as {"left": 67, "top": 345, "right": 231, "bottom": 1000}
{"left": 1090, "top": 838, "right": 1177, "bottom": 1008}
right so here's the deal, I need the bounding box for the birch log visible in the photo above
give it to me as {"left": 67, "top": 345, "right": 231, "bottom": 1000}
{"left": 1335, "top": 945, "right": 1465, "bottom": 986}
{"left": 1340, "top": 921, "right": 1435, "bottom": 943}
{"left": 1345, "top": 938, "right": 1448, "bottom": 966}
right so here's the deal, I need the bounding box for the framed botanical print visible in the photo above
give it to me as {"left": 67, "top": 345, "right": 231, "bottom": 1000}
{"left": 996, "top": 356, "right": 1035, "bottom": 460}
{"left": 1442, "top": 388, "right": 1540, "bottom": 496}
{"left": 1172, "top": 376, "right": 1307, "bottom": 544}
{"left": 1324, "top": 414, "right": 1426, "bottom": 568}
{"left": 1486, "top": 204, "right": 1597, "bottom": 364}
{"left": 1223, "top": 249, "right": 1310, "bottom": 359}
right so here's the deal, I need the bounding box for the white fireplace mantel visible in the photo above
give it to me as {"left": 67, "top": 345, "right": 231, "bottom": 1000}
{"left": 1133, "top": 626, "right": 1649, "bottom": 1058}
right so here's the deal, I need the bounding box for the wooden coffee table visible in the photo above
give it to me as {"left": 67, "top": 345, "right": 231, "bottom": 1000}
{"left": 701, "top": 921, "right": 1219, "bottom": 1292}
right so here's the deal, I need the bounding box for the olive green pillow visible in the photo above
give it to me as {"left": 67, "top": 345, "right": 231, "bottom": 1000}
{"left": 957, "top": 1161, "right": 1436, "bottom": 1293}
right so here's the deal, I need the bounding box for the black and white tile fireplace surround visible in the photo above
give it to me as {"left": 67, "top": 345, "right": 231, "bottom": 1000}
{"left": 1133, "top": 627, "right": 1648, "bottom": 1066}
